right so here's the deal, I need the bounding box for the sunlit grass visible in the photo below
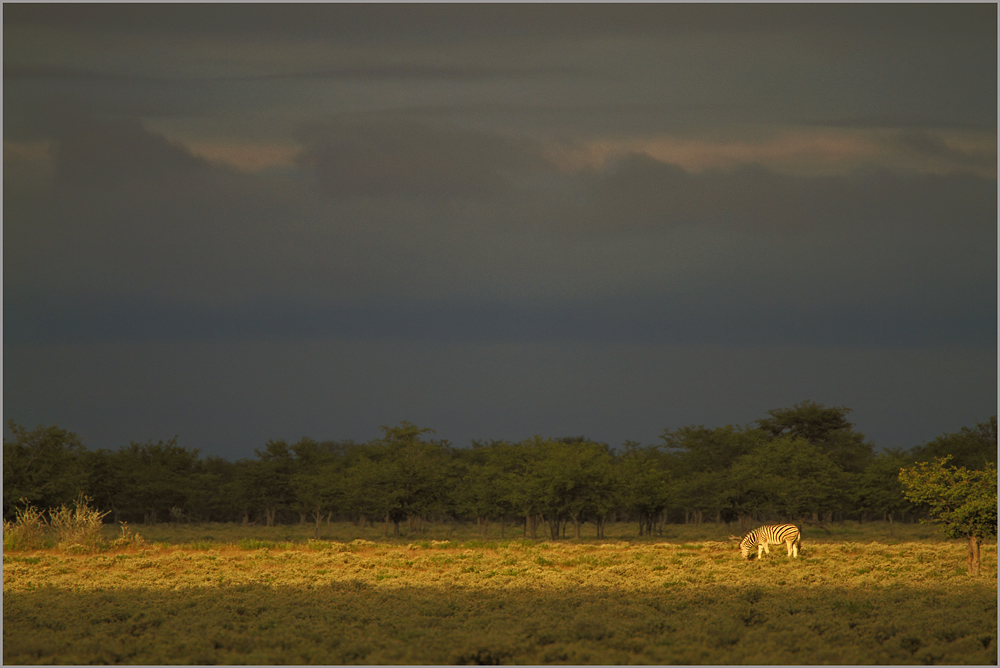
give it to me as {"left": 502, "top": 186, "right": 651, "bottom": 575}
{"left": 3, "top": 521, "right": 996, "bottom": 664}
{"left": 89, "top": 517, "right": 948, "bottom": 549}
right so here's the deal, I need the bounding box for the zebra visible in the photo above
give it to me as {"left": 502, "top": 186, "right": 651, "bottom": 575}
{"left": 736, "top": 524, "right": 801, "bottom": 560}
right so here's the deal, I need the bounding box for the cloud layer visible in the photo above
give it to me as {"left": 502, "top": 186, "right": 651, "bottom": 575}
{"left": 6, "top": 114, "right": 994, "bottom": 346}
{"left": 4, "top": 4, "right": 995, "bottom": 457}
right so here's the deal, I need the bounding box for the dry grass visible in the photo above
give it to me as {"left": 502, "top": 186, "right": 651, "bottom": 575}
{"left": 3, "top": 521, "right": 997, "bottom": 664}
{"left": 2, "top": 503, "right": 48, "bottom": 551}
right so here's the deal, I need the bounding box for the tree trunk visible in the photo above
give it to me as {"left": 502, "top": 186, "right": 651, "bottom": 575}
{"left": 313, "top": 507, "right": 322, "bottom": 540}
{"left": 887, "top": 513, "right": 894, "bottom": 538}
{"left": 548, "top": 516, "right": 559, "bottom": 540}
{"left": 968, "top": 536, "right": 982, "bottom": 576}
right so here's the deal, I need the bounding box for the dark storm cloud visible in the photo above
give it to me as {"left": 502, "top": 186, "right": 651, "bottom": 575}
{"left": 4, "top": 63, "right": 165, "bottom": 82}
{"left": 892, "top": 131, "right": 998, "bottom": 172}
{"left": 4, "top": 61, "right": 581, "bottom": 83}
{"left": 6, "top": 3, "right": 992, "bottom": 42}
{"left": 816, "top": 115, "right": 997, "bottom": 132}
{"left": 294, "top": 120, "right": 550, "bottom": 199}
{"left": 4, "top": 3, "right": 994, "bottom": 458}
{"left": 5, "top": 337, "right": 995, "bottom": 456}
{"left": 5, "top": 110, "right": 995, "bottom": 352}
{"left": 4, "top": 111, "right": 327, "bottom": 304}
{"left": 47, "top": 114, "right": 210, "bottom": 184}
{"left": 581, "top": 155, "right": 846, "bottom": 231}
{"left": 5, "top": 287, "right": 995, "bottom": 350}
{"left": 581, "top": 153, "right": 997, "bottom": 233}
{"left": 6, "top": 4, "right": 994, "bottom": 136}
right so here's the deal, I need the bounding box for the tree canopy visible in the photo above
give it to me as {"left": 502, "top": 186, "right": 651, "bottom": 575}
{"left": 899, "top": 456, "right": 998, "bottom": 575}
{"left": 4, "top": 408, "right": 996, "bottom": 544}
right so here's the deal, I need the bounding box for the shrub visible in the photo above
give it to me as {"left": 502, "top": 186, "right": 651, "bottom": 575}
{"left": 112, "top": 522, "right": 146, "bottom": 549}
{"left": 2, "top": 501, "right": 49, "bottom": 551}
{"left": 48, "top": 495, "right": 110, "bottom": 552}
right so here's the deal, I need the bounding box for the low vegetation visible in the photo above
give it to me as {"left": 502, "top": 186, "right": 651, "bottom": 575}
{"left": 3, "top": 408, "right": 995, "bottom": 663}
{"left": 3, "top": 496, "right": 144, "bottom": 553}
{"left": 4, "top": 521, "right": 996, "bottom": 664}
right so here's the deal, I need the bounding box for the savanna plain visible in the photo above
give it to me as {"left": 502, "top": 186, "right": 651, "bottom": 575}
{"left": 3, "top": 521, "right": 997, "bottom": 665}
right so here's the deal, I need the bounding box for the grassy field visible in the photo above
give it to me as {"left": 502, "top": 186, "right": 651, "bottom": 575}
{"left": 3, "top": 521, "right": 997, "bottom": 664}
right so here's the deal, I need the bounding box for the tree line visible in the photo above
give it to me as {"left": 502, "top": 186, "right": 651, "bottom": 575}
{"left": 4, "top": 402, "right": 996, "bottom": 539}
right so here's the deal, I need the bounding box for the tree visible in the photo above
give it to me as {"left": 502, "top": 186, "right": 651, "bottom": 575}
{"left": 756, "top": 401, "right": 874, "bottom": 474}
{"left": 83, "top": 448, "right": 130, "bottom": 524}
{"left": 617, "top": 442, "right": 672, "bottom": 536}
{"left": 191, "top": 455, "right": 241, "bottom": 523}
{"left": 482, "top": 441, "right": 527, "bottom": 538}
{"left": 661, "top": 425, "right": 763, "bottom": 524}
{"left": 249, "top": 439, "right": 295, "bottom": 526}
{"left": 909, "top": 416, "right": 997, "bottom": 470}
{"left": 525, "top": 438, "right": 615, "bottom": 540}
{"left": 118, "top": 438, "right": 201, "bottom": 525}
{"left": 557, "top": 440, "right": 615, "bottom": 539}
{"left": 899, "top": 456, "right": 997, "bottom": 575}
{"left": 3, "top": 421, "right": 89, "bottom": 518}
{"left": 505, "top": 438, "right": 549, "bottom": 539}
{"left": 727, "top": 436, "right": 843, "bottom": 522}
{"left": 342, "top": 453, "right": 395, "bottom": 534}
{"left": 454, "top": 442, "right": 516, "bottom": 537}
{"left": 853, "top": 448, "right": 914, "bottom": 534}
{"left": 377, "top": 422, "right": 451, "bottom": 535}
{"left": 290, "top": 437, "right": 352, "bottom": 537}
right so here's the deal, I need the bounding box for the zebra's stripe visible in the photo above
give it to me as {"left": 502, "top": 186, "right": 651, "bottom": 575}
{"left": 739, "top": 523, "right": 801, "bottom": 560}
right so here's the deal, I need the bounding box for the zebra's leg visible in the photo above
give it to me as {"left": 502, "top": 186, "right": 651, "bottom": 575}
{"left": 792, "top": 538, "right": 799, "bottom": 558}
{"left": 757, "top": 544, "right": 765, "bottom": 559}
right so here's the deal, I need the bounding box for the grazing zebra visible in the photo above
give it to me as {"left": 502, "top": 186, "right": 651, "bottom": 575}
{"left": 737, "top": 524, "right": 801, "bottom": 560}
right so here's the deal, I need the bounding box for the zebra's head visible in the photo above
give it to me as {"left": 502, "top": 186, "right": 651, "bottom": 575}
{"left": 738, "top": 533, "right": 755, "bottom": 560}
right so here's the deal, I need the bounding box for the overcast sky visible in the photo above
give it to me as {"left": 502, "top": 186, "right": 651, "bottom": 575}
{"left": 4, "top": 4, "right": 996, "bottom": 460}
